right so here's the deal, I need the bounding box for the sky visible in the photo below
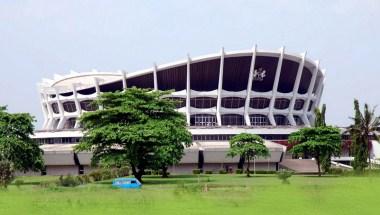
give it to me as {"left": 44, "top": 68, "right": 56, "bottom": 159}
{"left": 0, "top": 0, "right": 379, "bottom": 128}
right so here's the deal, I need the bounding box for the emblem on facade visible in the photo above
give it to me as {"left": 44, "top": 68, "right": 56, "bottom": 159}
{"left": 253, "top": 68, "right": 266, "bottom": 81}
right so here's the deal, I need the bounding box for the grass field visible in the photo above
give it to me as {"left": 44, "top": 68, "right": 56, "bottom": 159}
{"left": 1, "top": 174, "right": 380, "bottom": 215}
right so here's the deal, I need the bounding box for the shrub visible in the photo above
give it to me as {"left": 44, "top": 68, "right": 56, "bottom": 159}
{"left": 144, "top": 170, "right": 152, "bottom": 175}
{"left": 117, "top": 166, "right": 129, "bottom": 177}
{"left": 205, "top": 170, "right": 213, "bottom": 174}
{"left": 192, "top": 169, "right": 202, "bottom": 174}
{"left": 101, "top": 169, "right": 112, "bottom": 180}
{"left": 277, "top": 169, "right": 293, "bottom": 184}
{"left": 235, "top": 169, "right": 243, "bottom": 174}
{"left": 0, "top": 160, "right": 14, "bottom": 188}
{"left": 219, "top": 170, "right": 227, "bottom": 174}
{"left": 80, "top": 174, "right": 91, "bottom": 183}
{"left": 14, "top": 179, "right": 24, "bottom": 188}
{"left": 89, "top": 170, "right": 103, "bottom": 181}
{"left": 58, "top": 175, "right": 80, "bottom": 187}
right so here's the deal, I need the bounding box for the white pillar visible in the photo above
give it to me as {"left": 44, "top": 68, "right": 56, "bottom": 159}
{"left": 40, "top": 92, "right": 49, "bottom": 129}
{"left": 268, "top": 47, "right": 285, "bottom": 126}
{"left": 216, "top": 48, "right": 225, "bottom": 126}
{"left": 153, "top": 63, "right": 158, "bottom": 91}
{"left": 55, "top": 88, "right": 65, "bottom": 129}
{"left": 302, "top": 60, "right": 319, "bottom": 127}
{"left": 314, "top": 70, "right": 325, "bottom": 108}
{"left": 121, "top": 70, "right": 127, "bottom": 90}
{"left": 244, "top": 45, "right": 257, "bottom": 126}
{"left": 186, "top": 54, "right": 191, "bottom": 125}
{"left": 44, "top": 92, "right": 54, "bottom": 130}
{"left": 93, "top": 77, "right": 102, "bottom": 110}
{"left": 288, "top": 52, "right": 306, "bottom": 126}
{"left": 72, "top": 84, "right": 81, "bottom": 129}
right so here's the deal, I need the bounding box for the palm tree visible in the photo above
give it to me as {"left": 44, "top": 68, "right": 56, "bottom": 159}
{"left": 348, "top": 99, "right": 380, "bottom": 170}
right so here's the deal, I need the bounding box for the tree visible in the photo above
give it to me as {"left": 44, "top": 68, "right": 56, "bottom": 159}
{"left": 75, "top": 88, "right": 192, "bottom": 182}
{"left": 228, "top": 133, "right": 269, "bottom": 177}
{"left": 348, "top": 99, "right": 380, "bottom": 171}
{"left": 0, "top": 107, "right": 44, "bottom": 187}
{"left": 289, "top": 126, "right": 342, "bottom": 176}
{"left": 314, "top": 104, "right": 331, "bottom": 172}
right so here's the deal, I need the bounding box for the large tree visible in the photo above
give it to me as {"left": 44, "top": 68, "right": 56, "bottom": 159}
{"left": 228, "top": 133, "right": 269, "bottom": 177}
{"left": 289, "top": 126, "right": 342, "bottom": 176}
{"left": 0, "top": 107, "right": 44, "bottom": 187}
{"left": 348, "top": 99, "right": 379, "bottom": 171}
{"left": 75, "top": 88, "right": 192, "bottom": 182}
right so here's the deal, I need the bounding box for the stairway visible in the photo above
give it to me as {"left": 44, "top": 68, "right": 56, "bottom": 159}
{"left": 279, "top": 159, "right": 319, "bottom": 174}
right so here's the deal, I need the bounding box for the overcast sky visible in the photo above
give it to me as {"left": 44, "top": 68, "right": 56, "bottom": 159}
{"left": 0, "top": 0, "right": 379, "bottom": 128}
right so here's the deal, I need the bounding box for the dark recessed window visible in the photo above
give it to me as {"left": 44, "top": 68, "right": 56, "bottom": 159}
{"left": 190, "top": 97, "right": 217, "bottom": 109}
{"left": 80, "top": 100, "right": 98, "bottom": 111}
{"left": 294, "top": 99, "right": 304, "bottom": 110}
{"left": 63, "top": 102, "right": 77, "bottom": 113}
{"left": 274, "top": 98, "right": 290, "bottom": 109}
{"left": 221, "top": 114, "right": 245, "bottom": 126}
{"left": 190, "top": 114, "right": 217, "bottom": 126}
{"left": 274, "top": 115, "right": 289, "bottom": 126}
{"left": 221, "top": 97, "right": 245, "bottom": 108}
{"left": 51, "top": 103, "right": 59, "bottom": 114}
{"left": 249, "top": 114, "right": 270, "bottom": 126}
{"left": 250, "top": 97, "right": 270, "bottom": 109}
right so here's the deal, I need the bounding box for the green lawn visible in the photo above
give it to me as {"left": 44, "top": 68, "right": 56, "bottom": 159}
{"left": 1, "top": 174, "right": 379, "bottom": 215}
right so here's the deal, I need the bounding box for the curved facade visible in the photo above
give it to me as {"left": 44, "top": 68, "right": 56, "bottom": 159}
{"left": 38, "top": 47, "right": 325, "bottom": 130}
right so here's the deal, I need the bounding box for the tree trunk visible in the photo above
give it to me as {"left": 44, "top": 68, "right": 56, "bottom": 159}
{"left": 161, "top": 166, "right": 169, "bottom": 178}
{"left": 131, "top": 163, "right": 144, "bottom": 183}
{"left": 246, "top": 157, "right": 251, "bottom": 177}
{"left": 368, "top": 137, "right": 371, "bottom": 170}
{"left": 316, "top": 156, "right": 321, "bottom": 177}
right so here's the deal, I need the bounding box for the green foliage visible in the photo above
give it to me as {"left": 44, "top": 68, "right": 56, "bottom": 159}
{"left": 0, "top": 160, "right": 14, "bottom": 188}
{"left": 314, "top": 104, "right": 326, "bottom": 127}
{"left": 235, "top": 169, "right": 243, "bottom": 174}
{"left": 75, "top": 88, "right": 192, "bottom": 182}
{"left": 14, "top": 179, "right": 24, "bottom": 188}
{"left": 192, "top": 169, "right": 202, "bottom": 174}
{"left": 348, "top": 99, "right": 380, "bottom": 171}
{"left": 205, "top": 170, "right": 213, "bottom": 174}
{"left": 277, "top": 169, "right": 293, "bottom": 184}
{"left": 289, "top": 126, "right": 342, "bottom": 176}
{"left": 0, "top": 107, "right": 44, "bottom": 174}
{"left": 228, "top": 133, "right": 269, "bottom": 177}
{"left": 218, "top": 170, "right": 227, "bottom": 174}
{"left": 89, "top": 170, "right": 103, "bottom": 182}
{"left": 58, "top": 175, "right": 80, "bottom": 187}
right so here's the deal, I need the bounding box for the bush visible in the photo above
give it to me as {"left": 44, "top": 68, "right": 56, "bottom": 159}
{"left": 192, "top": 169, "right": 202, "bottom": 174}
{"left": 277, "top": 169, "right": 293, "bottom": 184}
{"left": 89, "top": 170, "right": 103, "bottom": 181}
{"left": 205, "top": 170, "right": 213, "bottom": 174}
{"left": 0, "top": 160, "right": 14, "bottom": 188}
{"left": 117, "top": 166, "right": 129, "bottom": 177}
{"left": 58, "top": 175, "right": 80, "bottom": 187}
{"left": 219, "top": 170, "right": 227, "bottom": 174}
{"left": 144, "top": 170, "right": 152, "bottom": 175}
{"left": 235, "top": 169, "right": 243, "bottom": 174}
{"left": 244, "top": 170, "right": 276, "bottom": 174}
{"left": 80, "top": 174, "right": 91, "bottom": 183}
{"left": 14, "top": 179, "right": 24, "bottom": 188}
{"left": 101, "top": 169, "right": 112, "bottom": 180}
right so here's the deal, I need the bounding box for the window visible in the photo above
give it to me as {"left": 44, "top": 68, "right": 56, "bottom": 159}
{"left": 294, "top": 99, "right": 304, "bottom": 110}
{"left": 63, "top": 118, "right": 76, "bottom": 129}
{"left": 190, "top": 114, "right": 217, "bottom": 126}
{"left": 249, "top": 114, "right": 270, "bottom": 126}
{"left": 294, "top": 115, "right": 304, "bottom": 126}
{"left": 51, "top": 103, "right": 59, "bottom": 114}
{"left": 250, "top": 98, "right": 270, "bottom": 109}
{"left": 166, "top": 97, "right": 186, "bottom": 108}
{"left": 190, "top": 97, "right": 217, "bottom": 109}
{"left": 274, "top": 115, "right": 289, "bottom": 126}
{"left": 308, "top": 101, "right": 314, "bottom": 111}
{"left": 63, "top": 102, "right": 77, "bottom": 113}
{"left": 221, "top": 97, "right": 245, "bottom": 108}
{"left": 80, "top": 100, "right": 98, "bottom": 111}
{"left": 221, "top": 114, "right": 245, "bottom": 126}
{"left": 274, "top": 98, "right": 290, "bottom": 109}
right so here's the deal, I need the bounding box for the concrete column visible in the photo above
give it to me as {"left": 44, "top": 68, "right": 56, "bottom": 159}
{"left": 244, "top": 45, "right": 257, "bottom": 126}
{"left": 216, "top": 48, "right": 225, "bottom": 126}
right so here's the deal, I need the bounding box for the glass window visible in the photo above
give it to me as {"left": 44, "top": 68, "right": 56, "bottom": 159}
{"left": 51, "top": 103, "right": 59, "bottom": 114}
{"left": 80, "top": 100, "right": 98, "bottom": 111}
{"left": 294, "top": 99, "right": 304, "bottom": 110}
{"left": 190, "top": 114, "right": 217, "bottom": 126}
{"left": 221, "top": 114, "right": 245, "bottom": 126}
{"left": 249, "top": 114, "right": 270, "bottom": 126}
{"left": 249, "top": 98, "right": 270, "bottom": 109}
{"left": 274, "top": 115, "right": 289, "bottom": 126}
{"left": 190, "top": 97, "right": 217, "bottom": 108}
{"left": 274, "top": 98, "right": 290, "bottom": 109}
{"left": 63, "top": 102, "right": 77, "bottom": 113}
{"left": 221, "top": 97, "right": 245, "bottom": 108}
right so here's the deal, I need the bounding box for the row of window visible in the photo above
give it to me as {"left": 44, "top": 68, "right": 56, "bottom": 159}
{"left": 189, "top": 114, "right": 304, "bottom": 126}
{"left": 165, "top": 97, "right": 311, "bottom": 110}
{"left": 49, "top": 97, "right": 313, "bottom": 114}
{"left": 50, "top": 100, "right": 98, "bottom": 114}
{"left": 36, "top": 137, "right": 81, "bottom": 144}
{"left": 192, "top": 134, "right": 290, "bottom": 141}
